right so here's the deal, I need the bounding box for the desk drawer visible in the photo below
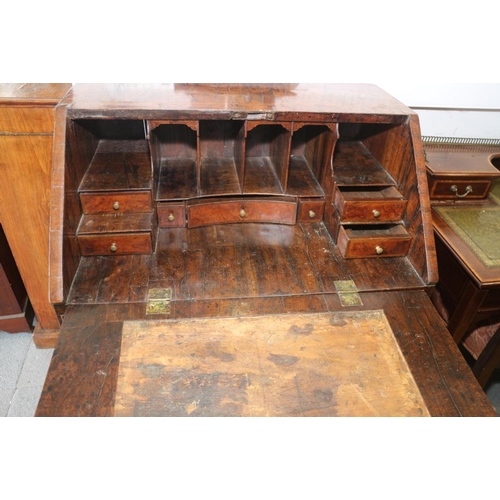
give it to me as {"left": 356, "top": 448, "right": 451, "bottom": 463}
{"left": 80, "top": 191, "right": 152, "bottom": 214}
{"left": 337, "top": 224, "right": 411, "bottom": 259}
{"left": 297, "top": 198, "right": 325, "bottom": 222}
{"left": 78, "top": 233, "right": 152, "bottom": 256}
{"left": 157, "top": 202, "right": 187, "bottom": 228}
{"left": 187, "top": 197, "right": 297, "bottom": 228}
{"left": 334, "top": 186, "right": 406, "bottom": 223}
{"left": 427, "top": 178, "right": 491, "bottom": 200}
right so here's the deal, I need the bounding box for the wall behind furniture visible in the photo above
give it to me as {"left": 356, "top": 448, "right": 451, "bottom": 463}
{"left": 377, "top": 83, "right": 500, "bottom": 141}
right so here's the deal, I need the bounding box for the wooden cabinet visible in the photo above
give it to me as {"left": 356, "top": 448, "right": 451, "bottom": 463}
{"left": 36, "top": 84, "right": 495, "bottom": 417}
{"left": 0, "top": 84, "right": 71, "bottom": 345}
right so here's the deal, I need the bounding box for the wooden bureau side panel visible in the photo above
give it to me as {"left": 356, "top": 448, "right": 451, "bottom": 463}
{"left": 0, "top": 135, "right": 60, "bottom": 329}
{"left": 363, "top": 117, "right": 438, "bottom": 285}
{"left": 0, "top": 107, "right": 57, "bottom": 134}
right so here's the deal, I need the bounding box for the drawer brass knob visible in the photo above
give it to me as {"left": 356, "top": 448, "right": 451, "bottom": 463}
{"left": 308, "top": 210, "right": 316, "bottom": 219}
{"left": 113, "top": 201, "right": 120, "bottom": 210}
{"left": 375, "top": 245, "right": 384, "bottom": 255}
{"left": 110, "top": 243, "right": 117, "bottom": 253}
{"left": 240, "top": 209, "right": 247, "bottom": 218}
{"left": 168, "top": 214, "right": 175, "bottom": 222}
{"left": 372, "top": 209, "right": 381, "bottom": 219}
{"left": 451, "top": 185, "right": 473, "bottom": 198}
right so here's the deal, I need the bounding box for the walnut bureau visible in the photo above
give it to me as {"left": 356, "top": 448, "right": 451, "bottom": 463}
{"left": 36, "top": 84, "right": 495, "bottom": 416}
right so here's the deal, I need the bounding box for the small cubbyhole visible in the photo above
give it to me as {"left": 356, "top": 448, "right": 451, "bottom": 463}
{"left": 287, "top": 125, "right": 336, "bottom": 197}
{"left": 200, "top": 120, "right": 245, "bottom": 197}
{"left": 77, "top": 119, "right": 151, "bottom": 193}
{"left": 244, "top": 123, "right": 290, "bottom": 195}
{"left": 151, "top": 123, "right": 198, "bottom": 201}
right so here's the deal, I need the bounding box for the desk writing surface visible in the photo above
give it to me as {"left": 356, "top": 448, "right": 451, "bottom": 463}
{"left": 432, "top": 180, "right": 500, "bottom": 285}
{"left": 114, "top": 311, "right": 429, "bottom": 417}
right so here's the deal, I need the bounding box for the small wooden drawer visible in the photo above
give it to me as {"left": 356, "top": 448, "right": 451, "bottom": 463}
{"left": 77, "top": 213, "right": 154, "bottom": 256}
{"left": 297, "top": 198, "right": 325, "bottom": 222}
{"left": 187, "top": 197, "right": 297, "bottom": 228}
{"left": 80, "top": 191, "right": 152, "bottom": 214}
{"left": 337, "top": 224, "right": 411, "bottom": 259}
{"left": 334, "top": 186, "right": 406, "bottom": 223}
{"left": 427, "top": 178, "right": 491, "bottom": 200}
{"left": 78, "top": 233, "right": 152, "bottom": 256}
{"left": 157, "top": 202, "right": 186, "bottom": 228}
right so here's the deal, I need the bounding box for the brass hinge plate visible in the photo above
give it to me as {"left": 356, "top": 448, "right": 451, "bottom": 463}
{"left": 334, "top": 280, "right": 363, "bottom": 307}
{"left": 146, "top": 288, "right": 172, "bottom": 315}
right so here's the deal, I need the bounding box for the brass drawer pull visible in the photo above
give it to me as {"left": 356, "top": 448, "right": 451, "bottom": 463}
{"left": 110, "top": 242, "right": 117, "bottom": 253}
{"left": 308, "top": 210, "right": 316, "bottom": 219}
{"left": 239, "top": 209, "right": 247, "bottom": 218}
{"left": 113, "top": 201, "right": 120, "bottom": 210}
{"left": 372, "top": 209, "right": 380, "bottom": 219}
{"left": 167, "top": 214, "right": 175, "bottom": 222}
{"left": 451, "top": 185, "right": 473, "bottom": 198}
{"left": 375, "top": 245, "right": 384, "bottom": 255}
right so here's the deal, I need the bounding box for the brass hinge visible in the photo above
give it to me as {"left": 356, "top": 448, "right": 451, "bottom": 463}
{"left": 334, "top": 280, "right": 363, "bottom": 307}
{"left": 146, "top": 288, "right": 172, "bottom": 315}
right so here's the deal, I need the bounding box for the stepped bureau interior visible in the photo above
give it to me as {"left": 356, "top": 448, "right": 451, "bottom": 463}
{"left": 36, "top": 84, "right": 495, "bottom": 416}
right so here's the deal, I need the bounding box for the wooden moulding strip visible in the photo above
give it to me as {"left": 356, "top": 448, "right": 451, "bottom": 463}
{"left": 48, "top": 104, "right": 69, "bottom": 305}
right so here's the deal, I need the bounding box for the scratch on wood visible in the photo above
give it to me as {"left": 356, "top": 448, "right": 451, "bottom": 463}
{"left": 353, "top": 386, "right": 380, "bottom": 417}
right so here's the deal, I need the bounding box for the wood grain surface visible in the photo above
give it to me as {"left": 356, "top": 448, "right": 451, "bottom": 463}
{"left": 114, "top": 311, "right": 429, "bottom": 417}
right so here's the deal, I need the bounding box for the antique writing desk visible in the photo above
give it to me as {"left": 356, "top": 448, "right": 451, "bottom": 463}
{"left": 36, "top": 84, "right": 495, "bottom": 416}
{"left": 427, "top": 143, "right": 500, "bottom": 387}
